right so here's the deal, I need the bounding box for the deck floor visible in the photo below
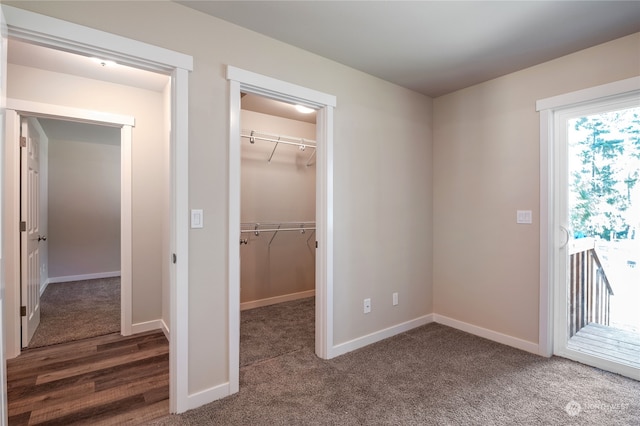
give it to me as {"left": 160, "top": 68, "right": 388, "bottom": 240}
{"left": 568, "top": 322, "right": 640, "bottom": 369}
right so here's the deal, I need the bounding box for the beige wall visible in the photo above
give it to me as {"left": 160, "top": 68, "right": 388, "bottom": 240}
{"left": 433, "top": 33, "right": 640, "bottom": 344}
{"left": 7, "top": 63, "right": 168, "bottom": 325}
{"left": 240, "top": 109, "right": 316, "bottom": 304}
{"left": 6, "top": 1, "right": 434, "bottom": 394}
{"left": 46, "top": 124, "right": 120, "bottom": 278}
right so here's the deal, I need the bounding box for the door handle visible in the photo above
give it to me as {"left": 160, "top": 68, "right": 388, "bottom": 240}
{"left": 37, "top": 235, "right": 47, "bottom": 242}
{"left": 559, "top": 226, "right": 569, "bottom": 249}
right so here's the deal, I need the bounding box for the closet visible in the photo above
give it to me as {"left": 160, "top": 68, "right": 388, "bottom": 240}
{"left": 239, "top": 94, "right": 316, "bottom": 310}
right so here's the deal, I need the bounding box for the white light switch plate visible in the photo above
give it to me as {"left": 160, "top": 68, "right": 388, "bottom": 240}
{"left": 517, "top": 210, "right": 532, "bottom": 224}
{"left": 191, "top": 209, "right": 204, "bottom": 228}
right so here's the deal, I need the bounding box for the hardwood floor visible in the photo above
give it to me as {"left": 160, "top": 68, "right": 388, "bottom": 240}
{"left": 7, "top": 330, "right": 169, "bottom": 425}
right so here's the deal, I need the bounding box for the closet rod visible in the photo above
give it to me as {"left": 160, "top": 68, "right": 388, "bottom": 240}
{"left": 241, "top": 221, "right": 315, "bottom": 235}
{"left": 242, "top": 130, "right": 317, "bottom": 165}
{"left": 240, "top": 222, "right": 316, "bottom": 246}
{"left": 242, "top": 134, "right": 317, "bottom": 149}
{"left": 241, "top": 221, "right": 316, "bottom": 226}
{"left": 241, "top": 130, "right": 316, "bottom": 149}
{"left": 240, "top": 227, "right": 316, "bottom": 233}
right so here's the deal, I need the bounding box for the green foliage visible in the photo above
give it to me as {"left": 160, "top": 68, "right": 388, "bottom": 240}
{"left": 569, "top": 107, "right": 640, "bottom": 240}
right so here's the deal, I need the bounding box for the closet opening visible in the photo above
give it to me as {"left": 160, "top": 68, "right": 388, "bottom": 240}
{"left": 238, "top": 92, "right": 317, "bottom": 369}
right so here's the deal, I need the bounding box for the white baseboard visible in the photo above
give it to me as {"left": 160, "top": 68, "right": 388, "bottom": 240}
{"left": 40, "top": 279, "right": 50, "bottom": 296}
{"left": 240, "top": 289, "right": 315, "bottom": 311}
{"left": 187, "top": 382, "right": 230, "bottom": 411}
{"left": 330, "top": 314, "right": 435, "bottom": 358}
{"left": 179, "top": 312, "right": 540, "bottom": 413}
{"left": 433, "top": 314, "right": 540, "bottom": 355}
{"left": 160, "top": 319, "right": 170, "bottom": 340}
{"left": 47, "top": 271, "right": 121, "bottom": 284}
{"left": 132, "top": 319, "right": 165, "bottom": 335}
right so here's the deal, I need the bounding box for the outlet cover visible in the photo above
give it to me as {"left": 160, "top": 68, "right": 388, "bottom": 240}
{"left": 364, "top": 298, "right": 371, "bottom": 314}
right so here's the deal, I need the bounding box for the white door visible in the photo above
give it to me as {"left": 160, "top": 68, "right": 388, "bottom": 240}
{"left": 20, "top": 117, "right": 42, "bottom": 347}
{"left": 553, "top": 94, "right": 640, "bottom": 380}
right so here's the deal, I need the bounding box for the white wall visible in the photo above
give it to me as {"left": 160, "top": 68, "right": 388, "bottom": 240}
{"left": 7, "top": 63, "right": 167, "bottom": 325}
{"left": 46, "top": 122, "right": 120, "bottom": 279}
{"left": 6, "top": 1, "right": 434, "bottom": 396}
{"left": 240, "top": 109, "right": 316, "bottom": 305}
{"left": 433, "top": 33, "right": 640, "bottom": 345}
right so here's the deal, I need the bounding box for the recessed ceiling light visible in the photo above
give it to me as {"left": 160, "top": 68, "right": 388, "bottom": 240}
{"left": 295, "top": 105, "right": 314, "bottom": 114}
{"left": 91, "top": 57, "right": 117, "bottom": 67}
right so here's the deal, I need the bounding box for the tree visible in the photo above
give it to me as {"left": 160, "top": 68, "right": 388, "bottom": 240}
{"left": 569, "top": 108, "right": 640, "bottom": 240}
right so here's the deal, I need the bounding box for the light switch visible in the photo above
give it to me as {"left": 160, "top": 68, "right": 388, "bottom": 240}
{"left": 517, "top": 210, "right": 532, "bottom": 224}
{"left": 191, "top": 209, "right": 204, "bottom": 229}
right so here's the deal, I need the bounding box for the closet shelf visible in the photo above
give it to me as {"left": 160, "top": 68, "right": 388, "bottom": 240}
{"left": 241, "top": 129, "right": 316, "bottom": 166}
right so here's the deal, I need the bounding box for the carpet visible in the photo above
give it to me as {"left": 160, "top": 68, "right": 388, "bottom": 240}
{"left": 240, "top": 297, "right": 315, "bottom": 367}
{"left": 154, "top": 298, "right": 640, "bottom": 425}
{"left": 27, "top": 277, "right": 120, "bottom": 349}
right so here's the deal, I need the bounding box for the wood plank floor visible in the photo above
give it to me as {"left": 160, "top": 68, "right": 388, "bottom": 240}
{"left": 7, "top": 330, "right": 169, "bottom": 425}
{"left": 568, "top": 322, "right": 640, "bottom": 369}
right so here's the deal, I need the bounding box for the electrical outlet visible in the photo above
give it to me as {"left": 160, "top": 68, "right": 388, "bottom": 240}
{"left": 393, "top": 292, "right": 398, "bottom": 306}
{"left": 363, "top": 298, "right": 371, "bottom": 314}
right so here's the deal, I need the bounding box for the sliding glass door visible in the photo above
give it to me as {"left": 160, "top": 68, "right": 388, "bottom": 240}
{"left": 553, "top": 94, "right": 640, "bottom": 380}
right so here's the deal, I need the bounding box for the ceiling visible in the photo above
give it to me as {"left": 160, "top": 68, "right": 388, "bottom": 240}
{"left": 177, "top": 1, "right": 640, "bottom": 97}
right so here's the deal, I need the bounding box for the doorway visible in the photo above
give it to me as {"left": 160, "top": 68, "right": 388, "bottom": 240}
{"left": 555, "top": 96, "right": 640, "bottom": 376}
{"left": 2, "top": 4, "right": 193, "bottom": 413}
{"left": 4, "top": 102, "right": 134, "bottom": 355}
{"left": 537, "top": 77, "right": 640, "bottom": 381}
{"left": 26, "top": 117, "right": 123, "bottom": 349}
{"left": 239, "top": 92, "right": 317, "bottom": 367}
{"left": 227, "top": 65, "right": 336, "bottom": 394}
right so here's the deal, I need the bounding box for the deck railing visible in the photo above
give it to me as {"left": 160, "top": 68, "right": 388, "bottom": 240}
{"left": 568, "top": 238, "right": 614, "bottom": 338}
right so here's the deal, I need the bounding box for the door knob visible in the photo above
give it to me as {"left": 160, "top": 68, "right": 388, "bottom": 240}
{"left": 38, "top": 235, "right": 47, "bottom": 242}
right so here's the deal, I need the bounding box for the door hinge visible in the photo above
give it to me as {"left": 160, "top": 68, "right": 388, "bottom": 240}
{"left": 172, "top": 253, "right": 177, "bottom": 264}
{"left": 20, "top": 136, "right": 27, "bottom": 148}
{"left": 315, "top": 241, "right": 318, "bottom": 248}
{"left": 20, "top": 306, "right": 26, "bottom": 317}
{"left": 20, "top": 221, "right": 26, "bottom": 232}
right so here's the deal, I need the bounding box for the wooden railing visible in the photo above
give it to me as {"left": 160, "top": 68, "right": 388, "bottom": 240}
{"left": 568, "top": 238, "right": 614, "bottom": 338}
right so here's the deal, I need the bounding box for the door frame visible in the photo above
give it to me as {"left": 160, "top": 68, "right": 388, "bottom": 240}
{"left": 1, "top": 7, "right": 8, "bottom": 422}
{"left": 1, "top": 5, "right": 193, "bottom": 413}
{"left": 226, "top": 66, "right": 337, "bottom": 394}
{"left": 537, "top": 76, "right": 640, "bottom": 371}
{"left": 5, "top": 99, "right": 134, "bottom": 351}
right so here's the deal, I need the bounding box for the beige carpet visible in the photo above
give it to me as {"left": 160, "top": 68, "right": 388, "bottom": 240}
{"left": 154, "top": 297, "right": 639, "bottom": 425}
{"left": 240, "top": 297, "right": 315, "bottom": 367}
{"left": 28, "top": 277, "right": 120, "bottom": 349}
